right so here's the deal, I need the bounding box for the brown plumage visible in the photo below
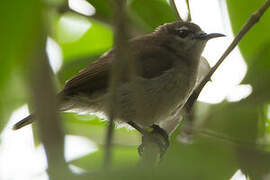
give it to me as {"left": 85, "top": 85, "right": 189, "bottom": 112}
{"left": 13, "top": 21, "right": 224, "bottom": 130}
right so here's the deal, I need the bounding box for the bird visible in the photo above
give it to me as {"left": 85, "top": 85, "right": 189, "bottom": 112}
{"left": 13, "top": 21, "right": 224, "bottom": 135}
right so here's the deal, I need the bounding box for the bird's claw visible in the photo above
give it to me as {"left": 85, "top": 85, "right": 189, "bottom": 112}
{"left": 138, "top": 124, "right": 169, "bottom": 158}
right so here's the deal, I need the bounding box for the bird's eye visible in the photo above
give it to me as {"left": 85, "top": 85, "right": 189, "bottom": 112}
{"left": 178, "top": 29, "right": 190, "bottom": 38}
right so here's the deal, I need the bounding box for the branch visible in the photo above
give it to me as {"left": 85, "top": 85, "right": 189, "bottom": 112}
{"left": 186, "top": 0, "right": 192, "bottom": 22}
{"left": 169, "top": 0, "right": 183, "bottom": 21}
{"left": 184, "top": 0, "right": 270, "bottom": 113}
{"left": 182, "top": 126, "right": 270, "bottom": 154}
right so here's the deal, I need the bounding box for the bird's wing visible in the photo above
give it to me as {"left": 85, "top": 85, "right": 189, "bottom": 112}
{"left": 134, "top": 46, "right": 174, "bottom": 79}
{"left": 61, "top": 51, "right": 112, "bottom": 96}
{"left": 61, "top": 36, "right": 174, "bottom": 97}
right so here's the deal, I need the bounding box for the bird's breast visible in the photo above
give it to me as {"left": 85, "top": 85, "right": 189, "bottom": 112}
{"left": 132, "top": 63, "right": 198, "bottom": 126}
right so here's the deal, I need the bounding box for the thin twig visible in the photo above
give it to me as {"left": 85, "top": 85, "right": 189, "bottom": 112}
{"left": 104, "top": 111, "right": 114, "bottom": 169}
{"left": 104, "top": 0, "right": 130, "bottom": 169}
{"left": 184, "top": 0, "right": 270, "bottom": 112}
{"left": 185, "top": 126, "right": 270, "bottom": 153}
{"left": 185, "top": 0, "right": 192, "bottom": 21}
{"left": 169, "top": 0, "right": 183, "bottom": 21}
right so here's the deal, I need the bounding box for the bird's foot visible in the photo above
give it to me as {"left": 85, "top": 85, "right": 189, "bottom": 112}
{"left": 138, "top": 124, "right": 169, "bottom": 158}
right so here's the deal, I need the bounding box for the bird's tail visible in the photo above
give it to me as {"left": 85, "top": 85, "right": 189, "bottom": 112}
{"left": 12, "top": 114, "right": 34, "bottom": 130}
{"left": 12, "top": 92, "right": 69, "bottom": 130}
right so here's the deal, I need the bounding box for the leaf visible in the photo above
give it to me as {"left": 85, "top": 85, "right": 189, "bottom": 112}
{"left": 160, "top": 138, "right": 238, "bottom": 180}
{"left": 0, "top": 1, "right": 42, "bottom": 131}
{"left": 54, "top": 12, "right": 113, "bottom": 60}
{"left": 191, "top": 100, "right": 270, "bottom": 179}
{"left": 62, "top": 112, "right": 141, "bottom": 145}
{"left": 87, "top": 0, "right": 113, "bottom": 20}
{"left": 243, "top": 44, "right": 270, "bottom": 104}
{"left": 226, "top": 0, "right": 270, "bottom": 63}
{"left": 227, "top": 0, "right": 270, "bottom": 103}
{"left": 129, "top": 0, "right": 177, "bottom": 31}
{"left": 163, "top": 100, "right": 263, "bottom": 179}
{"left": 200, "top": 102, "right": 259, "bottom": 143}
{"left": 71, "top": 146, "right": 139, "bottom": 171}
{"left": 236, "top": 147, "right": 270, "bottom": 179}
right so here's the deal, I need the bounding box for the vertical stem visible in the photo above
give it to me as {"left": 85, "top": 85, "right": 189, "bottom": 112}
{"left": 104, "top": 0, "right": 130, "bottom": 169}
{"left": 104, "top": 108, "right": 115, "bottom": 169}
{"left": 31, "top": 33, "right": 69, "bottom": 179}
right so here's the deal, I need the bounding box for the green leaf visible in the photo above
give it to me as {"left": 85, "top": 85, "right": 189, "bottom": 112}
{"left": 87, "top": 0, "right": 113, "bottom": 20}
{"left": 62, "top": 112, "right": 141, "bottom": 145}
{"left": 71, "top": 146, "right": 139, "bottom": 171}
{"left": 164, "top": 101, "right": 263, "bottom": 179}
{"left": 243, "top": 44, "right": 270, "bottom": 104}
{"left": 161, "top": 138, "right": 238, "bottom": 180}
{"left": 227, "top": 0, "right": 270, "bottom": 104}
{"left": 129, "top": 0, "right": 177, "bottom": 31}
{"left": 226, "top": 0, "right": 270, "bottom": 63}
{"left": 191, "top": 100, "right": 270, "bottom": 178}
{"left": 54, "top": 12, "right": 113, "bottom": 60}
{"left": 200, "top": 102, "right": 259, "bottom": 143}
{"left": 0, "top": 1, "right": 42, "bottom": 131}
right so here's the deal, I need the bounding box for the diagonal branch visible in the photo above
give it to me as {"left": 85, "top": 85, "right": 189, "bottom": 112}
{"left": 184, "top": 0, "right": 270, "bottom": 113}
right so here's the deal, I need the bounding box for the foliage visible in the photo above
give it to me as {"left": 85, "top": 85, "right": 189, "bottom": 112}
{"left": 0, "top": 1, "right": 42, "bottom": 131}
{"left": 1, "top": 0, "right": 270, "bottom": 179}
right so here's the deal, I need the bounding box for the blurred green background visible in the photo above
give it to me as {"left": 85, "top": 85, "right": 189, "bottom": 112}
{"left": 0, "top": 0, "right": 270, "bottom": 179}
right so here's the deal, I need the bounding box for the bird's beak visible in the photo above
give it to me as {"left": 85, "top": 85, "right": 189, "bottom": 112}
{"left": 196, "top": 33, "right": 225, "bottom": 40}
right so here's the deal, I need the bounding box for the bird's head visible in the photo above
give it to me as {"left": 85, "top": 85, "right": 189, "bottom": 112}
{"left": 155, "top": 21, "right": 225, "bottom": 56}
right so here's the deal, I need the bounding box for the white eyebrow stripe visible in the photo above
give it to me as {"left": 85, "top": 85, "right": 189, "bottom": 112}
{"left": 176, "top": 26, "right": 189, "bottom": 31}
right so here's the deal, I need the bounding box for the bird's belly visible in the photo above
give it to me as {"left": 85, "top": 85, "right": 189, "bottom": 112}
{"left": 65, "top": 70, "right": 196, "bottom": 128}
{"left": 112, "top": 69, "right": 196, "bottom": 127}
